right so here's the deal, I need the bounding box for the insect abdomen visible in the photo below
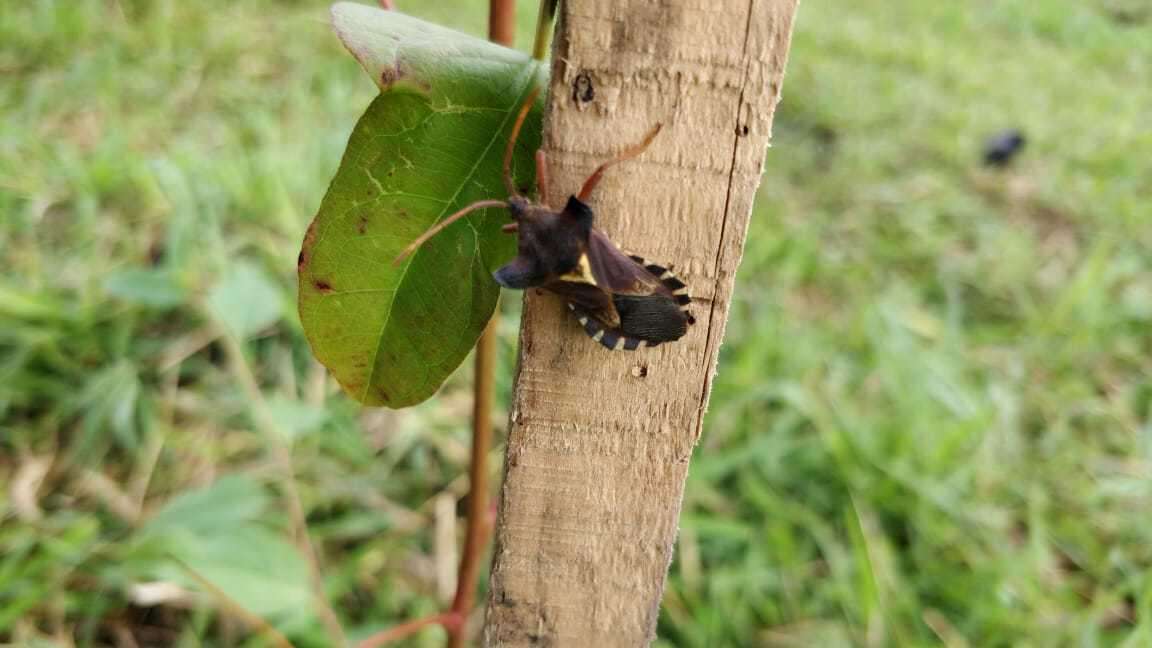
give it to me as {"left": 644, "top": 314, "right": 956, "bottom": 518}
{"left": 614, "top": 294, "right": 689, "bottom": 342}
{"left": 568, "top": 257, "right": 694, "bottom": 351}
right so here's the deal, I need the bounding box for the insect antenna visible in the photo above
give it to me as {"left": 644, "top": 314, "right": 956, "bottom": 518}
{"left": 392, "top": 199, "right": 509, "bottom": 266}
{"left": 503, "top": 85, "right": 541, "bottom": 197}
{"left": 577, "top": 123, "right": 663, "bottom": 202}
{"left": 534, "top": 149, "right": 550, "bottom": 201}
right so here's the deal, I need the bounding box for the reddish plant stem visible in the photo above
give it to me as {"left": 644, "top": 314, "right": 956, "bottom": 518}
{"left": 447, "top": 313, "right": 499, "bottom": 648}
{"left": 358, "top": 612, "right": 458, "bottom": 648}
{"left": 489, "top": 0, "right": 516, "bottom": 47}
{"left": 445, "top": 6, "right": 515, "bottom": 648}
{"left": 358, "top": 2, "right": 517, "bottom": 646}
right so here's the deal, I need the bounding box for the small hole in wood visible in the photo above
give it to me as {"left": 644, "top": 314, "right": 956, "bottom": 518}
{"left": 572, "top": 72, "right": 595, "bottom": 104}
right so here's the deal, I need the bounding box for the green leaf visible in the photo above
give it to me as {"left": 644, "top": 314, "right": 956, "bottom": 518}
{"left": 141, "top": 475, "right": 270, "bottom": 537}
{"left": 103, "top": 268, "right": 186, "bottom": 308}
{"left": 70, "top": 360, "right": 143, "bottom": 455}
{"left": 166, "top": 525, "right": 314, "bottom": 623}
{"left": 298, "top": 4, "right": 543, "bottom": 408}
{"left": 207, "top": 261, "right": 283, "bottom": 339}
{"left": 266, "top": 394, "right": 329, "bottom": 442}
{"left": 132, "top": 476, "right": 312, "bottom": 622}
{"left": 0, "top": 282, "right": 75, "bottom": 321}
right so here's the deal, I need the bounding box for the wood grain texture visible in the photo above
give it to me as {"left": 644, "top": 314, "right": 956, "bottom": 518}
{"left": 484, "top": 0, "right": 798, "bottom": 644}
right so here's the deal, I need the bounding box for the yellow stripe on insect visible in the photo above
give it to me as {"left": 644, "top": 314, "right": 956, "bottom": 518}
{"left": 557, "top": 253, "right": 596, "bottom": 285}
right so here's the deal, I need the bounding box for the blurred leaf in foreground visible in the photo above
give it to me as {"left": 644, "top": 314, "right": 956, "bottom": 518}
{"left": 207, "top": 261, "right": 283, "bottom": 339}
{"left": 103, "top": 268, "right": 186, "bottom": 308}
{"left": 134, "top": 475, "right": 313, "bottom": 625}
{"left": 298, "top": 3, "right": 543, "bottom": 408}
{"left": 142, "top": 475, "right": 269, "bottom": 536}
{"left": 266, "top": 394, "right": 330, "bottom": 442}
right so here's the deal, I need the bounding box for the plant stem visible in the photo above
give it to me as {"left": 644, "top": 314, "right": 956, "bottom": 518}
{"left": 217, "top": 326, "right": 346, "bottom": 647}
{"left": 447, "top": 313, "right": 499, "bottom": 648}
{"left": 532, "top": 0, "right": 558, "bottom": 60}
{"left": 176, "top": 556, "right": 295, "bottom": 648}
{"left": 489, "top": 0, "right": 516, "bottom": 48}
{"left": 358, "top": 612, "right": 456, "bottom": 648}
{"left": 444, "top": 4, "right": 525, "bottom": 647}
{"left": 359, "top": 0, "right": 557, "bottom": 644}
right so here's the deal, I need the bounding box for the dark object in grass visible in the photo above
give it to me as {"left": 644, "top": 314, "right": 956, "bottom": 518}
{"left": 983, "top": 129, "right": 1026, "bottom": 167}
{"left": 1105, "top": 6, "right": 1150, "bottom": 26}
{"left": 393, "top": 88, "right": 694, "bottom": 351}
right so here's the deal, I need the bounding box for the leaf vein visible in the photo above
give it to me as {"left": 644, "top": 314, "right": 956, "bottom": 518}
{"left": 359, "top": 66, "right": 539, "bottom": 402}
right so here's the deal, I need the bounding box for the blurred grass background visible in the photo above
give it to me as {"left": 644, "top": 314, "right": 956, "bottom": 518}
{"left": 2, "top": 0, "right": 1151, "bottom": 646}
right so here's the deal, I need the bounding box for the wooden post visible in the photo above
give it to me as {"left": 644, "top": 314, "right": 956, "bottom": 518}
{"left": 485, "top": 0, "right": 799, "bottom": 644}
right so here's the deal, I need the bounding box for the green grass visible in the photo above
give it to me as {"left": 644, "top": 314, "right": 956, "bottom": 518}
{"left": 2, "top": 0, "right": 1150, "bottom": 646}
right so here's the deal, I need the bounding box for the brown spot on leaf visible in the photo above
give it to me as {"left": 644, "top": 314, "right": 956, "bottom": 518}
{"left": 357, "top": 215, "right": 369, "bottom": 234}
{"left": 380, "top": 63, "right": 403, "bottom": 89}
{"left": 302, "top": 219, "right": 318, "bottom": 247}
{"left": 376, "top": 386, "right": 391, "bottom": 402}
{"left": 298, "top": 219, "right": 319, "bottom": 271}
{"left": 313, "top": 279, "right": 333, "bottom": 293}
{"left": 378, "top": 58, "right": 432, "bottom": 93}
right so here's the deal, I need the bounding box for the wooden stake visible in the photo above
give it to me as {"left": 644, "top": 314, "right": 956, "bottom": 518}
{"left": 484, "top": 0, "right": 800, "bottom": 644}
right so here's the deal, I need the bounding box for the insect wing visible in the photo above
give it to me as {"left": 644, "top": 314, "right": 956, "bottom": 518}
{"left": 585, "top": 229, "right": 663, "bottom": 296}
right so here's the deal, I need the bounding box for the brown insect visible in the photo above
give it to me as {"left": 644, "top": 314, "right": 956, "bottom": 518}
{"left": 394, "top": 88, "right": 692, "bottom": 350}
